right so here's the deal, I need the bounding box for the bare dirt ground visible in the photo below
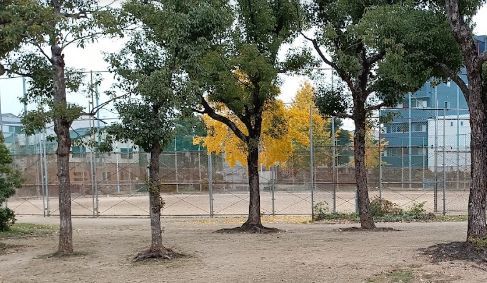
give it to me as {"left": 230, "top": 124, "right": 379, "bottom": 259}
{"left": 1, "top": 216, "right": 486, "bottom": 283}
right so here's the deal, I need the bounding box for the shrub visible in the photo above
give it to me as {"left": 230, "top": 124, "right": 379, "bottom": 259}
{"left": 0, "top": 208, "right": 15, "bottom": 232}
{"left": 0, "top": 134, "right": 21, "bottom": 231}
{"left": 369, "top": 197, "right": 403, "bottom": 217}
{"left": 313, "top": 201, "right": 329, "bottom": 221}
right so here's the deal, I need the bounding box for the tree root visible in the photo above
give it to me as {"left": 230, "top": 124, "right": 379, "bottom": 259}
{"left": 215, "top": 223, "right": 283, "bottom": 234}
{"left": 133, "top": 247, "right": 179, "bottom": 262}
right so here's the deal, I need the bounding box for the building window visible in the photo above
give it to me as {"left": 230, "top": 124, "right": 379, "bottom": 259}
{"left": 412, "top": 123, "right": 426, "bottom": 132}
{"left": 411, "top": 147, "right": 426, "bottom": 155}
{"left": 390, "top": 123, "right": 409, "bottom": 133}
{"left": 8, "top": 125, "right": 22, "bottom": 134}
{"left": 120, "top": 148, "right": 133, "bottom": 159}
{"left": 72, "top": 146, "right": 87, "bottom": 158}
{"left": 411, "top": 99, "right": 428, "bottom": 108}
{"left": 386, "top": 148, "right": 403, "bottom": 156}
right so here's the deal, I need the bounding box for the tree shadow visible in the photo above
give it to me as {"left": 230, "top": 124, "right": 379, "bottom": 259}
{"left": 421, "top": 242, "right": 487, "bottom": 264}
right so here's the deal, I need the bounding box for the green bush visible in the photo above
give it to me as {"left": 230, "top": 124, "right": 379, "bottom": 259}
{"left": 0, "top": 134, "right": 21, "bottom": 231}
{"left": 0, "top": 208, "right": 15, "bottom": 232}
{"left": 313, "top": 201, "right": 329, "bottom": 221}
{"left": 369, "top": 197, "right": 403, "bottom": 217}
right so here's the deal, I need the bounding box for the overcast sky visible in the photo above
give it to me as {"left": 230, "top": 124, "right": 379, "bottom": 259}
{"left": 0, "top": 4, "right": 486, "bottom": 130}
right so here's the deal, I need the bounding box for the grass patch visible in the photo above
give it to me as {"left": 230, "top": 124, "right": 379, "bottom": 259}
{"left": 367, "top": 269, "right": 414, "bottom": 283}
{"left": 0, "top": 223, "right": 57, "bottom": 239}
{"left": 313, "top": 199, "right": 467, "bottom": 223}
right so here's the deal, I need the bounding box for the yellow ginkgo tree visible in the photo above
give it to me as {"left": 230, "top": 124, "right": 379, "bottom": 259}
{"left": 195, "top": 83, "right": 332, "bottom": 169}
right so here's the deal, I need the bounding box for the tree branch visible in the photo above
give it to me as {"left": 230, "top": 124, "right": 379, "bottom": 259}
{"left": 436, "top": 63, "right": 470, "bottom": 102}
{"left": 366, "top": 50, "right": 386, "bottom": 66}
{"left": 197, "top": 95, "right": 248, "bottom": 143}
{"left": 366, "top": 102, "right": 386, "bottom": 111}
{"left": 88, "top": 94, "right": 129, "bottom": 116}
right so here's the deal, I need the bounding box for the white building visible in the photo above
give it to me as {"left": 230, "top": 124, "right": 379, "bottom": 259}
{"left": 427, "top": 114, "right": 470, "bottom": 171}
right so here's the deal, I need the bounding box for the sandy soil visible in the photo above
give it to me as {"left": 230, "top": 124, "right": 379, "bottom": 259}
{"left": 1, "top": 216, "right": 486, "bottom": 283}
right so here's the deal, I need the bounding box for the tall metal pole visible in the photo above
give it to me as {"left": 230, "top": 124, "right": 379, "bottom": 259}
{"left": 401, "top": 143, "right": 404, "bottom": 190}
{"left": 198, "top": 144, "right": 202, "bottom": 192}
{"left": 408, "top": 93, "right": 412, "bottom": 189}
{"left": 434, "top": 87, "right": 438, "bottom": 213}
{"left": 174, "top": 136, "right": 178, "bottom": 193}
{"left": 422, "top": 137, "right": 425, "bottom": 190}
{"left": 116, "top": 150, "right": 120, "bottom": 193}
{"left": 379, "top": 120, "right": 383, "bottom": 199}
{"left": 456, "top": 85, "right": 460, "bottom": 191}
{"left": 443, "top": 102, "right": 447, "bottom": 215}
{"left": 42, "top": 131, "right": 49, "bottom": 216}
{"left": 309, "top": 106, "right": 315, "bottom": 220}
{"left": 332, "top": 116, "right": 337, "bottom": 212}
{"left": 271, "top": 165, "right": 276, "bottom": 216}
{"left": 38, "top": 135, "right": 46, "bottom": 216}
{"left": 22, "top": 78, "right": 30, "bottom": 149}
{"left": 208, "top": 153, "right": 214, "bottom": 217}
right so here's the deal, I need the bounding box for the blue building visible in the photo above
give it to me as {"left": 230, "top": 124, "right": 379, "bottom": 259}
{"left": 380, "top": 35, "right": 487, "bottom": 168}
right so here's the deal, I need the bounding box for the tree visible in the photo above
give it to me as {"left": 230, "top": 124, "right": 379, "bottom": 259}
{"left": 0, "top": 0, "right": 43, "bottom": 75}
{"left": 305, "top": 1, "right": 453, "bottom": 229}
{"left": 104, "top": 31, "right": 179, "bottom": 260}
{"left": 1, "top": 1, "right": 121, "bottom": 254}
{"left": 190, "top": 0, "right": 306, "bottom": 232}
{"left": 195, "top": 83, "right": 331, "bottom": 169}
{"left": 440, "top": 0, "right": 487, "bottom": 241}
{"left": 358, "top": 0, "right": 486, "bottom": 241}
{"left": 0, "top": 134, "right": 21, "bottom": 231}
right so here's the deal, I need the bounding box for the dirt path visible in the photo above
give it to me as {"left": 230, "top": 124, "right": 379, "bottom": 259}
{"left": 1, "top": 216, "right": 486, "bottom": 282}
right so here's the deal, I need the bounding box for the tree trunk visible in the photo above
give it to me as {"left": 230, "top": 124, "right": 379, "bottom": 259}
{"left": 353, "top": 115, "right": 376, "bottom": 229}
{"left": 243, "top": 138, "right": 262, "bottom": 229}
{"left": 148, "top": 142, "right": 163, "bottom": 252}
{"left": 52, "top": 44, "right": 73, "bottom": 254}
{"left": 445, "top": 0, "right": 487, "bottom": 241}
{"left": 467, "top": 105, "right": 487, "bottom": 240}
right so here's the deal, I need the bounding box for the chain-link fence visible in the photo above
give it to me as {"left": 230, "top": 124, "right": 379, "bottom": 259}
{"left": 1, "top": 74, "right": 473, "bottom": 217}
{"left": 5, "top": 116, "right": 472, "bottom": 217}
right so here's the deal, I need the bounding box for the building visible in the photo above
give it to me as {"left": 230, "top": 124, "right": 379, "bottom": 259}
{"left": 381, "top": 35, "right": 486, "bottom": 169}
{"left": 427, "top": 114, "right": 470, "bottom": 171}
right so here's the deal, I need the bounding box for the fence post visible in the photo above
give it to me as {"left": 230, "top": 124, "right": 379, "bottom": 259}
{"left": 332, "top": 116, "right": 337, "bottom": 212}
{"left": 379, "top": 121, "right": 383, "bottom": 200}
{"left": 43, "top": 132, "right": 50, "bottom": 216}
{"left": 434, "top": 89, "right": 439, "bottom": 213}
{"left": 208, "top": 152, "right": 214, "bottom": 217}
{"left": 309, "top": 106, "right": 315, "bottom": 220}
{"left": 442, "top": 102, "right": 447, "bottom": 215}
{"left": 271, "top": 165, "right": 275, "bottom": 216}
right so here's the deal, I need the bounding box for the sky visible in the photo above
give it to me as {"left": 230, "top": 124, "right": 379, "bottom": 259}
{"left": 0, "top": 4, "right": 486, "bottom": 130}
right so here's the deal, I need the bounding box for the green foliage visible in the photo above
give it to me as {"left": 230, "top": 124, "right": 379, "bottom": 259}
{"left": 0, "top": 135, "right": 21, "bottom": 231}
{"left": 103, "top": 14, "right": 182, "bottom": 152}
{"left": 307, "top": 1, "right": 461, "bottom": 116}
{"left": 312, "top": 201, "right": 330, "bottom": 221}
{"left": 1, "top": 0, "right": 124, "bottom": 133}
{"left": 313, "top": 197, "right": 435, "bottom": 222}
{"left": 0, "top": 223, "right": 57, "bottom": 239}
{"left": 0, "top": 208, "right": 15, "bottom": 232}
